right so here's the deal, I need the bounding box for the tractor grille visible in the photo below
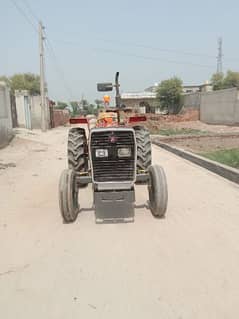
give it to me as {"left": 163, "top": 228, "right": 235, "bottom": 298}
{"left": 90, "top": 129, "right": 135, "bottom": 183}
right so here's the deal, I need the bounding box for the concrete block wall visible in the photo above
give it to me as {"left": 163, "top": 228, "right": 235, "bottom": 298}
{"left": 0, "top": 82, "right": 13, "bottom": 147}
{"left": 183, "top": 92, "right": 201, "bottom": 109}
{"left": 200, "top": 88, "right": 239, "bottom": 125}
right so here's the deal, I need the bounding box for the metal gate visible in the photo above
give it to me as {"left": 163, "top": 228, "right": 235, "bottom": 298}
{"left": 10, "top": 94, "right": 18, "bottom": 127}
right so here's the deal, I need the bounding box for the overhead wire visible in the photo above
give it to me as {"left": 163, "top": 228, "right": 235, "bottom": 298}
{"left": 12, "top": 1, "right": 238, "bottom": 96}
{"left": 9, "top": 0, "right": 38, "bottom": 33}
{"left": 51, "top": 39, "right": 215, "bottom": 69}
{"left": 7, "top": 0, "right": 218, "bottom": 72}
{"left": 100, "top": 39, "right": 217, "bottom": 59}
{"left": 44, "top": 35, "right": 76, "bottom": 101}
{"left": 21, "top": 0, "right": 40, "bottom": 24}
{"left": 93, "top": 47, "right": 215, "bottom": 69}
{"left": 10, "top": 0, "right": 75, "bottom": 102}
{"left": 52, "top": 37, "right": 239, "bottom": 65}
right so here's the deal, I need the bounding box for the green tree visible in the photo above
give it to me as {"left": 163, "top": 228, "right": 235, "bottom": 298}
{"left": 70, "top": 101, "right": 81, "bottom": 116}
{"left": 56, "top": 101, "right": 68, "bottom": 110}
{"left": 156, "top": 77, "right": 183, "bottom": 113}
{"left": 87, "top": 103, "right": 97, "bottom": 115}
{"left": 211, "top": 70, "right": 239, "bottom": 90}
{"left": 0, "top": 73, "right": 40, "bottom": 95}
{"left": 211, "top": 72, "right": 224, "bottom": 90}
{"left": 223, "top": 70, "right": 239, "bottom": 88}
{"left": 0, "top": 76, "right": 11, "bottom": 87}
{"left": 95, "top": 99, "right": 103, "bottom": 108}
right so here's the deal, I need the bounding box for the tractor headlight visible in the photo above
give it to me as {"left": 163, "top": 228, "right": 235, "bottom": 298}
{"left": 118, "top": 147, "right": 131, "bottom": 158}
{"left": 95, "top": 149, "right": 108, "bottom": 158}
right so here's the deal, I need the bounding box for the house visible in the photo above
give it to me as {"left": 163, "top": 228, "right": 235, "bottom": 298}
{"left": 121, "top": 81, "right": 212, "bottom": 113}
{"left": 121, "top": 91, "right": 158, "bottom": 113}
{"left": 183, "top": 82, "right": 212, "bottom": 94}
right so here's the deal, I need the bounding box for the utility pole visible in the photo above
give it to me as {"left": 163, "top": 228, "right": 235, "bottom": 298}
{"left": 217, "top": 37, "right": 223, "bottom": 74}
{"left": 39, "top": 21, "right": 47, "bottom": 132}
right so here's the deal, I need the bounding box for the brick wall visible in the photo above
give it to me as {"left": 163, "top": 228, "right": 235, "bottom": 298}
{"left": 52, "top": 109, "right": 70, "bottom": 127}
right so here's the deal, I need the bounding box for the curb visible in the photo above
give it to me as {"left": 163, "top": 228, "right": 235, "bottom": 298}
{"left": 152, "top": 140, "right": 239, "bottom": 185}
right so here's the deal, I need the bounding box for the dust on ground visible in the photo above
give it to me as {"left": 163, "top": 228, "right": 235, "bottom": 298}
{"left": 146, "top": 110, "right": 239, "bottom": 134}
{"left": 153, "top": 134, "right": 239, "bottom": 153}
{"left": 147, "top": 109, "right": 239, "bottom": 153}
{"left": 0, "top": 127, "right": 67, "bottom": 175}
{"left": 1, "top": 126, "right": 239, "bottom": 319}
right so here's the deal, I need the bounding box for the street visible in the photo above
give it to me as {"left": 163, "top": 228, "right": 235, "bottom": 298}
{"left": 0, "top": 127, "right": 239, "bottom": 319}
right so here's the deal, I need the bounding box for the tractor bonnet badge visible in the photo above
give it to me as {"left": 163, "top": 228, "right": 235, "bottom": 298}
{"left": 109, "top": 133, "right": 117, "bottom": 143}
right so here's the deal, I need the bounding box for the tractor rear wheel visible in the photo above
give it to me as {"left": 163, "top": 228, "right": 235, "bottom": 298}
{"left": 148, "top": 165, "right": 168, "bottom": 218}
{"left": 59, "top": 169, "right": 79, "bottom": 223}
{"left": 134, "top": 126, "right": 152, "bottom": 172}
{"left": 68, "top": 127, "right": 88, "bottom": 188}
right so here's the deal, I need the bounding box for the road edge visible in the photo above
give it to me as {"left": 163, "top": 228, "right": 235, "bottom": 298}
{"left": 152, "top": 139, "right": 239, "bottom": 185}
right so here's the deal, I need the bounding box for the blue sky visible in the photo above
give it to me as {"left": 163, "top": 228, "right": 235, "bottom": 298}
{"left": 1, "top": 0, "right": 239, "bottom": 102}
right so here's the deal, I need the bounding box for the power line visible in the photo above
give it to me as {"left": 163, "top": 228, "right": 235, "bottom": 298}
{"left": 93, "top": 48, "right": 214, "bottom": 69}
{"left": 52, "top": 38, "right": 217, "bottom": 60}
{"left": 10, "top": 0, "right": 75, "bottom": 102}
{"left": 100, "top": 39, "right": 217, "bottom": 59}
{"left": 44, "top": 36, "right": 75, "bottom": 101}
{"left": 10, "top": 0, "right": 48, "bottom": 131}
{"left": 10, "top": 0, "right": 38, "bottom": 33}
{"left": 20, "top": 0, "right": 75, "bottom": 100}
{"left": 10, "top": 1, "right": 75, "bottom": 105}
{"left": 21, "top": 0, "right": 40, "bottom": 23}
{"left": 51, "top": 38, "right": 214, "bottom": 69}
{"left": 38, "top": 37, "right": 239, "bottom": 65}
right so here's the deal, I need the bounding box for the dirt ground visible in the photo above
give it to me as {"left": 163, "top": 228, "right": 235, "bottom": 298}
{"left": 1, "top": 127, "right": 239, "bottom": 318}
{"left": 146, "top": 111, "right": 239, "bottom": 153}
{"left": 146, "top": 118, "right": 239, "bottom": 135}
{"left": 166, "top": 120, "right": 239, "bottom": 134}
{"left": 155, "top": 134, "right": 239, "bottom": 153}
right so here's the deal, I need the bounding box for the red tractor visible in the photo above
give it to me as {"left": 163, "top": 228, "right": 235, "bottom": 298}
{"left": 59, "top": 72, "right": 168, "bottom": 223}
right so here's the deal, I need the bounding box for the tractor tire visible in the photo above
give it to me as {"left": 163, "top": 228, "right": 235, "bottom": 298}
{"left": 59, "top": 169, "right": 79, "bottom": 223}
{"left": 148, "top": 165, "right": 168, "bottom": 218}
{"left": 67, "top": 127, "right": 88, "bottom": 188}
{"left": 134, "top": 126, "right": 152, "bottom": 172}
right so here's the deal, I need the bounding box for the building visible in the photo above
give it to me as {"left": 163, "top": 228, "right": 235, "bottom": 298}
{"left": 15, "top": 90, "right": 50, "bottom": 129}
{"left": 0, "top": 82, "right": 13, "bottom": 147}
{"left": 183, "top": 82, "right": 212, "bottom": 94}
{"left": 121, "top": 81, "right": 212, "bottom": 113}
{"left": 121, "top": 91, "right": 158, "bottom": 113}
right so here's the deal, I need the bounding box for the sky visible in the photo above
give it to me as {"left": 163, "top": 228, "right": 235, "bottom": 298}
{"left": 1, "top": 0, "right": 239, "bottom": 103}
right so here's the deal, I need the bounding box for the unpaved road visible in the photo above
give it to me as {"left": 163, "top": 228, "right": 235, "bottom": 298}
{"left": 0, "top": 127, "right": 239, "bottom": 319}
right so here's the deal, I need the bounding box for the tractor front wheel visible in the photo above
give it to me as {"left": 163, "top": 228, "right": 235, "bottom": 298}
{"left": 134, "top": 126, "right": 152, "bottom": 172}
{"left": 68, "top": 127, "right": 88, "bottom": 188}
{"left": 148, "top": 165, "right": 168, "bottom": 218}
{"left": 59, "top": 169, "right": 79, "bottom": 223}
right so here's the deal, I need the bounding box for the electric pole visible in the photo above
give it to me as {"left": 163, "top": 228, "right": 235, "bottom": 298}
{"left": 217, "top": 37, "right": 223, "bottom": 74}
{"left": 39, "top": 21, "right": 47, "bottom": 132}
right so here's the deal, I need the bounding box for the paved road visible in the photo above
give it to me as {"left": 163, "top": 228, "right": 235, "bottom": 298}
{"left": 0, "top": 127, "right": 239, "bottom": 319}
